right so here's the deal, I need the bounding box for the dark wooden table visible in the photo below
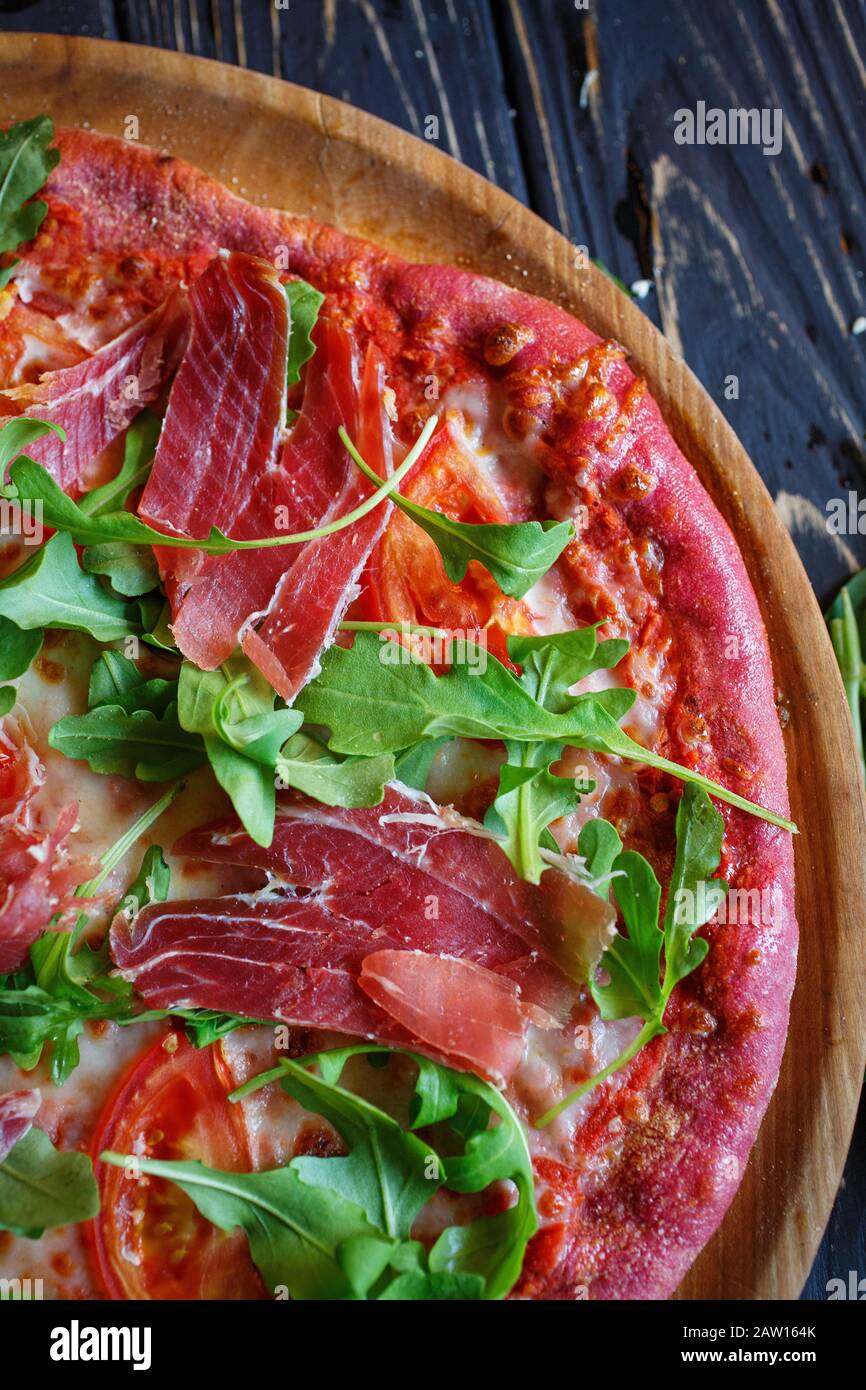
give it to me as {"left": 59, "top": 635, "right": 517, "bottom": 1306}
{"left": 1, "top": 0, "right": 863, "bottom": 1301}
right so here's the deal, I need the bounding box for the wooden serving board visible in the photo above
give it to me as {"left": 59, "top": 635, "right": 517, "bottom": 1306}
{"left": 1, "top": 32, "right": 863, "bottom": 1302}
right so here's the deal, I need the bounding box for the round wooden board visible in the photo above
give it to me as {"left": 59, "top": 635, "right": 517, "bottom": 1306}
{"left": 1, "top": 32, "right": 863, "bottom": 1302}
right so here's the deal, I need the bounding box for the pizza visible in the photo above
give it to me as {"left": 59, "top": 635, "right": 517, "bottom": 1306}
{"left": 0, "top": 116, "right": 796, "bottom": 1302}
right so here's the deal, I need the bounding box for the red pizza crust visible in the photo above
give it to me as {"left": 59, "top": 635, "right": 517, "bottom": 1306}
{"left": 12, "top": 127, "right": 795, "bottom": 1300}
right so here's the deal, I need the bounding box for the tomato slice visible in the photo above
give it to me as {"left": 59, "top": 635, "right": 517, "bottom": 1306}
{"left": 355, "top": 421, "right": 530, "bottom": 664}
{"left": 87, "top": 1030, "right": 264, "bottom": 1301}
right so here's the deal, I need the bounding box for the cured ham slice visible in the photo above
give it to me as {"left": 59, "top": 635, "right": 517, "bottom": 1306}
{"left": 0, "top": 802, "right": 96, "bottom": 973}
{"left": 139, "top": 250, "right": 289, "bottom": 638}
{"left": 177, "top": 805, "right": 571, "bottom": 1019}
{"left": 139, "top": 253, "right": 391, "bottom": 699}
{"left": 0, "top": 1088, "right": 41, "bottom": 1163}
{"left": 240, "top": 341, "right": 394, "bottom": 700}
{"left": 0, "top": 289, "right": 187, "bottom": 494}
{"left": 110, "top": 895, "right": 530, "bottom": 1082}
{"left": 177, "top": 783, "right": 616, "bottom": 985}
{"left": 0, "top": 718, "right": 96, "bottom": 973}
{"left": 359, "top": 950, "right": 528, "bottom": 1086}
{"left": 112, "top": 893, "right": 418, "bottom": 1047}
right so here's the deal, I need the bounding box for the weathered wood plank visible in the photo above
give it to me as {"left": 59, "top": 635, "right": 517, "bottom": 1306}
{"left": 497, "top": 0, "right": 866, "bottom": 609}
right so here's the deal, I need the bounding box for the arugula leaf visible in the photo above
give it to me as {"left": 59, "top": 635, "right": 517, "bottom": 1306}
{"left": 0, "top": 533, "right": 140, "bottom": 640}
{"left": 392, "top": 736, "right": 453, "bottom": 793}
{"left": 0, "top": 687, "right": 14, "bottom": 716}
{"left": 140, "top": 601, "right": 177, "bottom": 652}
{"left": 225, "top": 1043, "right": 537, "bottom": 1301}
{"left": 280, "top": 1057, "right": 439, "bottom": 1237}
{"left": 101, "top": 1152, "right": 394, "bottom": 1299}
{"left": 483, "top": 740, "right": 584, "bottom": 884}
{"left": 78, "top": 417, "right": 163, "bottom": 597}
{"left": 0, "top": 116, "right": 59, "bottom": 287}
{"left": 211, "top": 675, "right": 303, "bottom": 767}
{"left": 179, "top": 657, "right": 301, "bottom": 847}
{"left": 107, "top": 1044, "right": 536, "bottom": 1300}
{"left": 0, "top": 615, "right": 42, "bottom": 682}
{"left": 481, "top": 634, "right": 618, "bottom": 881}
{"left": 0, "top": 1128, "right": 98, "bottom": 1237}
{"left": 299, "top": 629, "right": 626, "bottom": 752}
{"left": 342, "top": 430, "right": 573, "bottom": 600}
{"left": 88, "top": 649, "right": 148, "bottom": 707}
{"left": 86, "top": 652, "right": 177, "bottom": 721}
{"left": 300, "top": 630, "right": 796, "bottom": 832}
{"left": 537, "top": 786, "right": 727, "bottom": 1126}
{"left": 118, "top": 844, "right": 172, "bottom": 918}
{"left": 507, "top": 625, "right": 630, "bottom": 712}
{"left": 179, "top": 1010, "right": 260, "bottom": 1048}
{"left": 0, "top": 416, "right": 64, "bottom": 476}
{"left": 578, "top": 817, "right": 623, "bottom": 886}
{"left": 78, "top": 412, "right": 161, "bottom": 517}
{"left": 0, "top": 795, "right": 186, "bottom": 1085}
{"left": 661, "top": 783, "right": 727, "bottom": 991}
{"left": 6, "top": 417, "right": 436, "bottom": 557}
{"left": 826, "top": 577, "right": 866, "bottom": 781}
{"left": 0, "top": 838, "right": 168, "bottom": 1085}
{"left": 285, "top": 279, "right": 325, "bottom": 388}
{"left": 81, "top": 541, "right": 160, "bottom": 597}
{"left": 49, "top": 700, "right": 205, "bottom": 781}
{"left": 275, "top": 731, "right": 394, "bottom": 807}
{"left": 591, "top": 850, "right": 664, "bottom": 1022}
{"left": 307, "top": 1046, "right": 537, "bottom": 1300}
{"left": 0, "top": 982, "right": 112, "bottom": 1082}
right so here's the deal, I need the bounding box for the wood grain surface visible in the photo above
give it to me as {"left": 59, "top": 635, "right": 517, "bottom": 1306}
{"left": 0, "top": 13, "right": 863, "bottom": 1302}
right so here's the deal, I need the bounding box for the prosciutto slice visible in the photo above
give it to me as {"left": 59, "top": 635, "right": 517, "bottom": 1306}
{"left": 0, "top": 802, "right": 96, "bottom": 973}
{"left": 0, "top": 1088, "right": 41, "bottom": 1163}
{"left": 240, "top": 338, "right": 394, "bottom": 700}
{"left": 139, "top": 252, "right": 391, "bottom": 699}
{"left": 177, "top": 783, "right": 616, "bottom": 985}
{"left": 0, "top": 719, "right": 96, "bottom": 973}
{"left": 111, "top": 893, "right": 409, "bottom": 1044}
{"left": 0, "top": 288, "right": 187, "bottom": 493}
{"left": 110, "top": 895, "right": 532, "bottom": 1083}
{"left": 359, "top": 950, "right": 528, "bottom": 1086}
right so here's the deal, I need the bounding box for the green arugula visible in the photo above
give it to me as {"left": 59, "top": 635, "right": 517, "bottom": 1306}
{"left": 104, "top": 1043, "right": 536, "bottom": 1301}
{"left": 0, "top": 1128, "right": 98, "bottom": 1237}
{"left": 480, "top": 627, "right": 623, "bottom": 881}
{"left": 275, "top": 730, "right": 394, "bottom": 807}
{"left": 5, "top": 415, "right": 436, "bottom": 555}
{"left": 117, "top": 843, "right": 172, "bottom": 917}
{"left": 81, "top": 541, "right": 160, "bottom": 598}
{"left": 0, "top": 532, "right": 140, "bottom": 641}
{"left": 0, "top": 686, "right": 15, "bottom": 716}
{"left": 341, "top": 427, "right": 573, "bottom": 600}
{"left": 47, "top": 653, "right": 198, "bottom": 782}
{"left": 0, "top": 416, "right": 64, "bottom": 477}
{"left": 0, "top": 818, "right": 252, "bottom": 1082}
{"left": 285, "top": 279, "right": 325, "bottom": 389}
{"left": 299, "top": 629, "right": 796, "bottom": 832}
{"left": 0, "top": 615, "right": 43, "bottom": 681}
{"left": 392, "top": 735, "right": 453, "bottom": 792}
{"left": 78, "top": 412, "right": 161, "bottom": 517}
{"left": 0, "top": 793, "right": 180, "bottom": 1083}
{"left": 49, "top": 699, "right": 204, "bottom": 781}
{"left": 77, "top": 416, "right": 164, "bottom": 596}
{"left": 87, "top": 649, "right": 162, "bottom": 709}
{"left": 0, "top": 116, "right": 59, "bottom": 289}
{"left": 826, "top": 573, "right": 866, "bottom": 782}
{"left": 179, "top": 657, "right": 302, "bottom": 847}
{"left": 536, "top": 785, "right": 728, "bottom": 1126}
{"left": 484, "top": 745, "right": 584, "bottom": 884}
